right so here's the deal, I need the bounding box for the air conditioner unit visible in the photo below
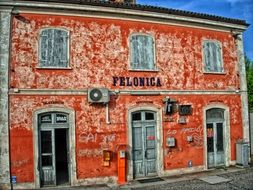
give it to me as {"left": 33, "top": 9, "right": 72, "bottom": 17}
{"left": 88, "top": 88, "right": 110, "bottom": 103}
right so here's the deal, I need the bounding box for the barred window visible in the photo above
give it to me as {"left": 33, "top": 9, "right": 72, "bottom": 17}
{"left": 39, "top": 28, "right": 69, "bottom": 68}
{"left": 130, "top": 34, "right": 155, "bottom": 70}
{"left": 203, "top": 41, "right": 223, "bottom": 73}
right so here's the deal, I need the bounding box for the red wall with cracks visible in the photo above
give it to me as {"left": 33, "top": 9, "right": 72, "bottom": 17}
{"left": 9, "top": 13, "right": 243, "bottom": 183}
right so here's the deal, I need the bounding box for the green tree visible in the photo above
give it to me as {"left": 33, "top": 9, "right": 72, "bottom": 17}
{"left": 245, "top": 56, "right": 253, "bottom": 111}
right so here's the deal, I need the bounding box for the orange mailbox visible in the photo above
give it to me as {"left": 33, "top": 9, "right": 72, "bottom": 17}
{"left": 103, "top": 150, "right": 111, "bottom": 167}
{"left": 117, "top": 150, "right": 126, "bottom": 185}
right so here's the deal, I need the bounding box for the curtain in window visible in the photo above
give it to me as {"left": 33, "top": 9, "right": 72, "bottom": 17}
{"left": 39, "top": 29, "right": 68, "bottom": 68}
{"left": 204, "top": 41, "right": 223, "bottom": 72}
{"left": 130, "top": 35, "right": 154, "bottom": 70}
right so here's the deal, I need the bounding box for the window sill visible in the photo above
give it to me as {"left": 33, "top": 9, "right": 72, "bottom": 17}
{"left": 36, "top": 67, "right": 73, "bottom": 70}
{"left": 128, "top": 69, "right": 159, "bottom": 72}
{"left": 203, "top": 71, "right": 226, "bottom": 75}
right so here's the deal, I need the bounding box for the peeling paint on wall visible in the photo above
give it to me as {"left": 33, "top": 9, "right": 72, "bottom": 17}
{"left": 9, "top": 12, "right": 245, "bottom": 185}
{"left": 9, "top": 94, "right": 243, "bottom": 180}
{"left": 11, "top": 14, "right": 239, "bottom": 90}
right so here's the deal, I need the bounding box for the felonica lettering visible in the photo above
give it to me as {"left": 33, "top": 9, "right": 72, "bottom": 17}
{"left": 113, "top": 76, "right": 162, "bottom": 87}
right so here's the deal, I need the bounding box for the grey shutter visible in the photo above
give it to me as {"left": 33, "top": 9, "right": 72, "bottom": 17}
{"left": 40, "top": 30, "right": 49, "bottom": 67}
{"left": 130, "top": 35, "right": 154, "bottom": 70}
{"left": 144, "top": 36, "right": 154, "bottom": 70}
{"left": 54, "top": 29, "right": 68, "bottom": 67}
{"left": 204, "top": 41, "right": 223, "bottom": 72}
{"left": 39, "top": 29, "right": 68, "bottom": 68}
{"left": 137, "top": 35, "right": 144, "bottom": 69}
{"left": 204, "top": 42, "right": 212, "bottom": 72}
{"left": 130, "top": 35, "right": 139, "bottom": 69}
{"left": 47, "top": 29, "right": 54, "bottom": 66}
{"left": 215, "top": 43, "right": 222, "bottom": 72}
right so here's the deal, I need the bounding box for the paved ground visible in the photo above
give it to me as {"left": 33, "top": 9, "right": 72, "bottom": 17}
{"left": 42, "top": 166, "right": 253, "bottom": 190}
{"left": 130, "top": 168, "right": 253, "bottom": 190}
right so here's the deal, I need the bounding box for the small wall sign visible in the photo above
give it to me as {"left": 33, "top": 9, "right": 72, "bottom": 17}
{"left": 188, "top": 160, "right": 193, "bottom": 167}
{"left": 11, "top": 176, "right": 17, "bottom": 184}
{"left": 56, "top": 114, "right": 67, "bottom": 123}
{"left": 179, "top": 105, "right": 192, "bottom": 115}
{"left": 147, "top": 136, "right": 155, "bottom": 140}
{"left": 178, "top": 116, "right": 187, "bottom": 124}
{"left": 41, "top": 114, "right": 52, "bottom": 123}
{"left": 207, "top": 128, "right": 213, "bottom": 138}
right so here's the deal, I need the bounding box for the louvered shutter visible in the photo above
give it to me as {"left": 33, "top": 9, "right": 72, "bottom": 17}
{"left": 40, "top": 30, "right": 49, "bottom": 67}
{"left": 53, "top": 29, "right": 68, "bottom": 67}
{"left": 130, "top": 35, "right": 139, "bottom": 69}
{"left": 130, "top": 35, "right": 154, "bottom": 70}
{"left": 145, "top": 35, "right": 154, "bottom": 70}
{"left": 204, "top": 41, "right": 223, "bottom": 72}
{"left": 39, "top": 29, "right": 69, "bottom": 68}
{"left": 214, "top": 43, "right": 222, "bottom": 72}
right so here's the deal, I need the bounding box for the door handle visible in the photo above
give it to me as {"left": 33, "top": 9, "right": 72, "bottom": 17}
{"left": 145, "top": 150, "right": 147, "bottom": 158}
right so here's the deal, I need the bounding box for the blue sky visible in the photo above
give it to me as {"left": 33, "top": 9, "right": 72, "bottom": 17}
{"left": 137, "top": 0, "right": 253, "bottom": 60}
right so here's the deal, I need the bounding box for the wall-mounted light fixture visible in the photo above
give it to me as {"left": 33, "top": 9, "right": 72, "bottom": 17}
{"left": 163, "top": 97, "right": 177, "bottom": 115}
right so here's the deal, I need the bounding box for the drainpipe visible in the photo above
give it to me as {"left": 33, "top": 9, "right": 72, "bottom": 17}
{"left": 9, "top": 7, "right": 15, "bottom": 190}
{"left": 106, "top": 103, "right": 111, "bottom": 124}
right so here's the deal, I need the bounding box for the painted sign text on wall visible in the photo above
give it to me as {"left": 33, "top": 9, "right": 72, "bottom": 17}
{"left": 113, "top": 76, "right": 162, "bottom": 87}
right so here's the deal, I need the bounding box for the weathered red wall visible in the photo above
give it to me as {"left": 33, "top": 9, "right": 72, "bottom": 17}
{"left": 11, "top": 14, "right": 239, "bottom": 90}
{"left": 9, "top": 94, "right": 243, "bottom": 181}
{"left": 163, "top": 95, "right": 242, "bottom": 169}
{"left": 9, "top": 13, "right": 243, "bottom": 183}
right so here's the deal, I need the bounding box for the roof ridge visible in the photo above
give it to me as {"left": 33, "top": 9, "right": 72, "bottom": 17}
{"left": 12, "top": 0, "right": 250, "bottom": 26}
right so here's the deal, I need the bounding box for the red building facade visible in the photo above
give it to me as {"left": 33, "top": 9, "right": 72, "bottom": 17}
{"left": 0, "top": 0, "right": 250, "bottom": 189}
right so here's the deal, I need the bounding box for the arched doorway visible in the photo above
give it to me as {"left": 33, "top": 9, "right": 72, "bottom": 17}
{"left": 206, "top": 108, "right": 225, "bottom": 168}
{"left": 38, "top": 112, "right": 70, "bottom": 186}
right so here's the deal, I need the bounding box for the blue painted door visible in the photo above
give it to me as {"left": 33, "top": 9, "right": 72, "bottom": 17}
{"left": 132, "top": 111, "right": 157, "bottom": 178}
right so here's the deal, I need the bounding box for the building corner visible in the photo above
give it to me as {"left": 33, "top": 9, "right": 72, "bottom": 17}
{"left": 0, "top": 6, "right": 12, "bottom": 190}
{"left": 236, "top": 33, "right": 250, "bottom": 143}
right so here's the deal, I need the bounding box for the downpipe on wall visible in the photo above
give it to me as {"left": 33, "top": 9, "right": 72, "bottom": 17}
{"left": 106, "top": 103, "right": 111, "bottom": 124}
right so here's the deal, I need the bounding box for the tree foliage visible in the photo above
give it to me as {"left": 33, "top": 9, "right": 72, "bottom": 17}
{"left": 246, "top": 56, "right": 253, "bottom": 111}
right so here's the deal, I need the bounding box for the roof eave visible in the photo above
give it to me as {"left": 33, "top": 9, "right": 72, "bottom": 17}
{"left": 0, "top": 0, "right": 249, "bottom": 31}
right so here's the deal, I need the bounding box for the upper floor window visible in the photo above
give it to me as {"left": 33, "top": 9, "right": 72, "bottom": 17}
{"left": 130, "top": 34, "right": 155, "bottom": 71}
{"left": 39, "top": 28, "right": 69, "bottom": 68}
{"left": 203, "top": 40, "right": 223, "bottom": 73}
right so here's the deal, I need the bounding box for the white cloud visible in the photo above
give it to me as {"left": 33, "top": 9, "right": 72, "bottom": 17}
{"left": 177, "top": 1, "right": 201, "bottom": 10}
{"left": 225, "top": 0, "right": 250, "bottom": 3}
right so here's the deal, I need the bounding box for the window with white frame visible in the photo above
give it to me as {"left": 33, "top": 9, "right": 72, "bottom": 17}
{"left": 203, "top": 40, "right": 223, "bottom": 73}
{"left": 39, "top": 28, "right": 69, "bottom": 68}
{"left": 130, "top": 34, "right": 155, "bottom": 70}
